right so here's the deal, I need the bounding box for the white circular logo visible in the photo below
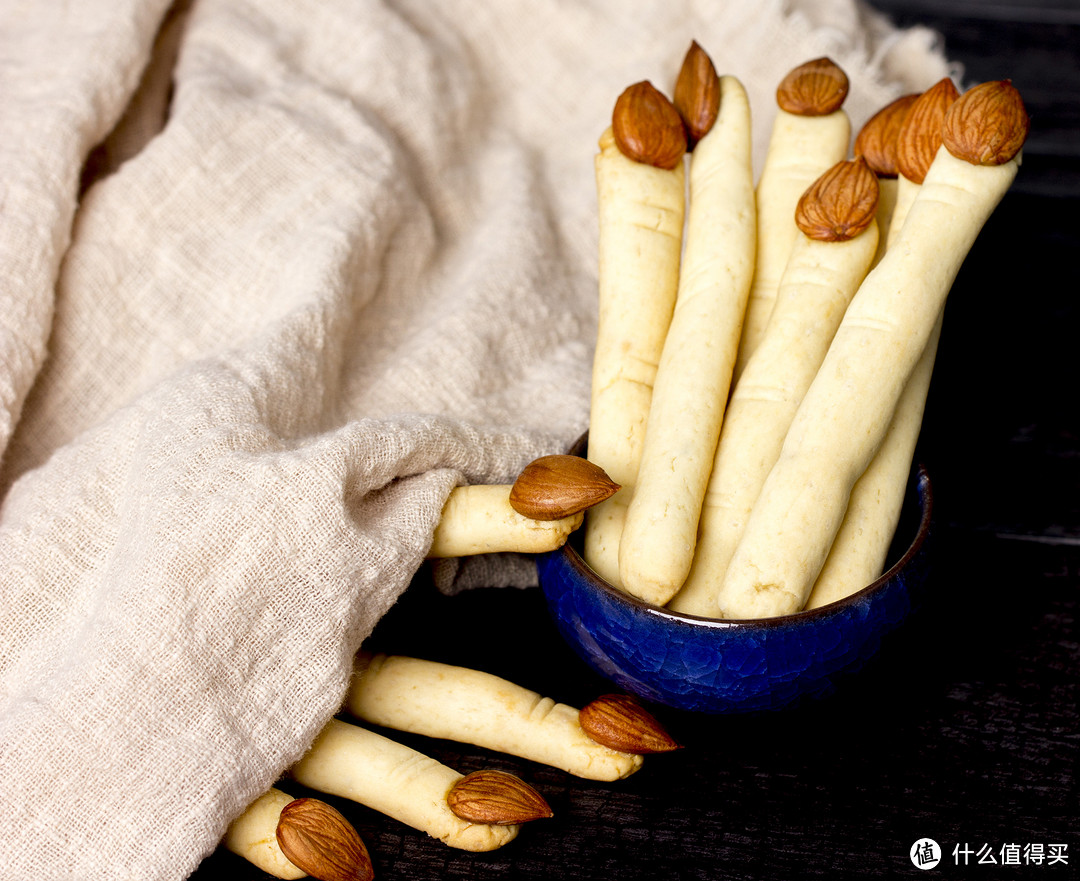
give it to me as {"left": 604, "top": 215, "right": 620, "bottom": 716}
{"left": 910, "top": 838, "right": 942, "bottom": 870}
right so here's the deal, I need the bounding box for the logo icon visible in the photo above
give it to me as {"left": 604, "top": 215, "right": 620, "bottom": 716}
{"left": 911, "top": 838, "right": 942, "bottom": 870}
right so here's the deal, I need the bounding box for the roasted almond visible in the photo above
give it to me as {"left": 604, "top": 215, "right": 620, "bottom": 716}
{"left": 854, "top": 93, "right": 919, "bottom": 177}
{"left": 776, "top": 57, "right": 849, "bottom": 116}
{"left": 446, "top": 769, "right": 553, "bottom": 825}
{"left": 795, "top": 157, "right": 879, "bottom": 242}
{"left": 276, "top": 798, "right": 373, "bottom": 881}
{"left": 579, "top": 694, "right": 681, "bottom": 754}
{"left": 895, "top": 77, "right": 960, "bottom": 184}
{"left": 674, "top": 40, "right": 721, "bottom": 148}
{"left": 612, "top": 80, "right": 687, "bottom": 169}
{"left": 509, "top": 454, "right": 620, "bottom": 521}
{"left": 942, "top": 80, "right": 1029, "bottom": 166}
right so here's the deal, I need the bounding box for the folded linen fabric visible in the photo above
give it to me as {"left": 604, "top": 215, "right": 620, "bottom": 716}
{"left": 0, "top": 0, "right": 950, "bottom": 877}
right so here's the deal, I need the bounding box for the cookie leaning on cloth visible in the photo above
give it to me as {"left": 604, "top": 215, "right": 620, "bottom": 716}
{"left": 224, "top": 788, "right": 309, "bottom": 881}
{"left": 225, "top": 790, "right": 373, "bottom": 881}
{"left": 428, "top": 454, "right": 618, "bottom": 557}
{"left": 288, "top": 719, "right": 531, "bottom": 853}
{"left": 229, "top": 719, "right": 559, "bottom": 869}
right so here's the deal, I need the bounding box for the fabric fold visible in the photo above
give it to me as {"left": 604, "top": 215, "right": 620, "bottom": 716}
{"left": 0, "top": 1, "right": 950, "bottom": 878}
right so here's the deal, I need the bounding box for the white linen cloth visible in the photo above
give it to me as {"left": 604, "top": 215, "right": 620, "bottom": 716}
{"left": 0, "top": 1, "right": 952, "bottom": 877}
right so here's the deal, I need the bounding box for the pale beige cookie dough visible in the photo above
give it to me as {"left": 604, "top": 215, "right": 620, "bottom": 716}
{"left": 716, "top": 102, "right": 1022, "bottom": 619}
{"left": 584, "top": 118, "right": 685, "bottom": 584}
{"left": 346, "top": 652, "right": 643, "bottom": 782}
{"left": 671, "top": 162, "right": 878, "bottom": 617}
{"left": 803, "top": 83, "right": 964, "bottom": 610}
{"left": 582, "top": 493, "right": 629, "bottom": 586}
{"left": 617, "top": 74, "right": 756, "bottom": 607}
{"left": 428, "top": 483, "right": 582, "bottom": 557}
{"left": 224, "top": 788, "right": 306, "bottom": 880}
{"left": 886, "top": 78, "right": 959, "bottom": 249}
{"left": 804, "top": 88, "right": 956, "bottom": 610}
{"left": 805, "top": 312, "right": 941, "bottom": 608}
{"left": 290, "top": 718, "right": 519, "bottom": 852}
{"left": 733, "top": 60, "right": 851, "bottom": 380}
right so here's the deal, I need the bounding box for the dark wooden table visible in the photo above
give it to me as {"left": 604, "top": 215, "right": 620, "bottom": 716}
{"left": 196, "top": 2, "right": 1079, "bottom": 878}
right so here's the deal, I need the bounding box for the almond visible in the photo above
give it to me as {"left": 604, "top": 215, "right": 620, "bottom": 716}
{"left": 509, "top": 454, "right": 620, "bottom": 521}
{"left": 276, "top": 798, "right": 373, "bottom": 881}
{"left": 895, "top": 78, "right": 960, "bottom": 184}
{"left": 579, "top": 694, "right": 681, "bottom": 754}
{"left": 446, "top": 769, "right": 553, "bottom": 825}
{"left": 776, "top": 57, "right": 849, "bottom": 116}
{"left": 612, "top": 80, "right": 687, "bottom": 169}
{"left": 674, "top": 40, "right": 721, "bottom": 148}
{"left": 942, "top": 80, "right": 1029, "bottom": 166}
{"left": 854, "top": 93, "right": 919, "bottom": 177}
{"left": 794, "top": 157, "right": 879, "bottom": 242}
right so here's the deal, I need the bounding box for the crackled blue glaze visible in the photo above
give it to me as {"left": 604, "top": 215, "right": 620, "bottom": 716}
{"left": 537, "top": 463, "right": 934, "bottom": 714}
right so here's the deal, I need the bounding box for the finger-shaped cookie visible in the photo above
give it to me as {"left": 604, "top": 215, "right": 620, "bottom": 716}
{"left": 583, "top": 83, "right": 686, "bottom": 585}
{"left": 671, "top": 159, "right": 879, "bottom": 616}
{"left": 289, "top": 719, "right": 522, "bottom": 852}
{"left": 886, "top": 78, "right": 960, "bottom": 250}
{"left": 716, "top": 81, "right": 1027, "bottom": 618}
{"left": 427, "top": 484, "right": 582, "bottom": 557}
{"left": 733, "top": 57, "right": 851, "bottom": 380}
{"left": 224, "top": 788, "right": 308, "bottom": 880}
{"left": 806, "top": 88, "right": 960, "bottom": 609}
{"left": 345, "top": 652, "right": 645, "bottom": 781}
{"left": 805, "top": 311, "right": 942, "bottom": 609}
{"left": 619, "top": 62, "right": 756, "bottom": 606}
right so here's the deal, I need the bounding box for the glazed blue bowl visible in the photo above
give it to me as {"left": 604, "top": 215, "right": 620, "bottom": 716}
{"left": 536, "top": 436, "right": 935, "bottom": 714}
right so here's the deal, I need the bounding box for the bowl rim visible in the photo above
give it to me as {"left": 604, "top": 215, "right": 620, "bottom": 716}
{"left": 553, "top": 433, "right": 934, "bottom": 631}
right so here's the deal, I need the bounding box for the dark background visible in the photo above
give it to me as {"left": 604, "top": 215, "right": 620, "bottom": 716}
{"left": 197, "top": 2, "right": 1079, "bottom": 878}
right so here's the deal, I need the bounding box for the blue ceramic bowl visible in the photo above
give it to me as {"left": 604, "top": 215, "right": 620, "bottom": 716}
{"left": 536, "top": 436, "right": 935, "bottom": 714}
